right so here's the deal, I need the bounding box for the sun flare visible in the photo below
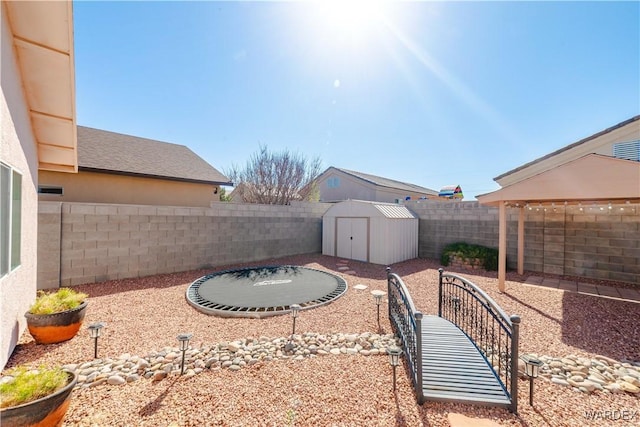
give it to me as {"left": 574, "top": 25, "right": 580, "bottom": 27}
{"left": 314, "top": 0, "right": 387, "bottom": 41}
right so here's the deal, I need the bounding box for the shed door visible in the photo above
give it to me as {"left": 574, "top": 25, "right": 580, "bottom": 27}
{"left": 336, "top": 218, "right": 368, "bottom": 262}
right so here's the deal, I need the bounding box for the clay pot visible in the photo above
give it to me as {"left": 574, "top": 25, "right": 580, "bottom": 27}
{"left": 0, "top": 370, "right": 77, "bottom": 427}
{"left": 24, "top": 301, "right": 87, "bottom": 344}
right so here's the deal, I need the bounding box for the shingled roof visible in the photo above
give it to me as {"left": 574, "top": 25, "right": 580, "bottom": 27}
{"left": 77, "top": 126, "right": 231, "bottom": 185}
{"left": 331, "top": 167, "right": 438, "bottom": 195}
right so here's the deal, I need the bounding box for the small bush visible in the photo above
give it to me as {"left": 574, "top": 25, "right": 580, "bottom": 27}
{"left": 441, "top": 242, "right": 499, "bottom": 271}
{"left": 0, "top": 365, "right": 68, "bottom": 408}
{"left": 28, "top": 288, "right": 88, "bottom": 315}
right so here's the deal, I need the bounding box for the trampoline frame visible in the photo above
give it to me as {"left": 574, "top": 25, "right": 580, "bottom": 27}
{"left": 185, "top": 265, "right": 348, "bottom": 318}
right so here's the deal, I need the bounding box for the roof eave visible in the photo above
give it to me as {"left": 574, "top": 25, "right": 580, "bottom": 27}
{"left": 5, "top": 1, "right": 78, "bottom": 173}
{"left": 78, "top": 167, "right": 233, "bottom": 186}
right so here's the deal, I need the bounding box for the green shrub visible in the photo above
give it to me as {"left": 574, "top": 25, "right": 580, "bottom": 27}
{"left": 0, "top": 365, "right": 68, "bottom": 408}
{"left": 28, "top": 288, "right": 88, "bottom": 315}
{"left": 440, "top": 242, "right": 499, "bottom": 271}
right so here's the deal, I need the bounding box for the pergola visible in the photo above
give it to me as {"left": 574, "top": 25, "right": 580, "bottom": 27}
{"left": 477, "top": 154, "right": 640, "bottom": 291}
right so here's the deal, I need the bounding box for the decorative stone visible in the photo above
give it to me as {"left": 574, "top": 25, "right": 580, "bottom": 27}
{"left": 619, "top": 381, "right": 640, "bottom": 393}
{"left": 595, "top": 355, "right": 618, "bottom": 366}
{"left": 107, "top": 375, "right": 126, "bottom": 385}
{"left": 153, "top": 371, "right": 167, "bottom": 381}
{"left": 551, "top": 377, "right": 570, "bottom": 387}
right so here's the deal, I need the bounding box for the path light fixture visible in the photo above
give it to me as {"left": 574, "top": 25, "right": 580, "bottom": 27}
{"left": 387, "top": 346, "right": 403, "bottom": 391}
{"left": 88, "top": 322, "right": 105, "bottom": 359}
{"left": 177, "top": 333, "right": 193, "bottom": 375}
{"left": 371, "top": 290, "right": 386, "bottom": 329}
{"left": 521, "top": 354, "right": 542, "bottom": 406}
{"left": 290, "top": 304, "right": 301, "bottom": 337}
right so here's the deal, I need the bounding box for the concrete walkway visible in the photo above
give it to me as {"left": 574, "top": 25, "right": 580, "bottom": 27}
{"left": 524, "top": 276, "right": 640, "bottom": 303}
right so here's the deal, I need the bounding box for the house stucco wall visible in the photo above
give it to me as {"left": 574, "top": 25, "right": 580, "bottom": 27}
{"left": 0, "top": 7, "right": 40, "bottom": 369}
{"left": 38, "top": 201, "right": 331, "bottom": 288}
{"left": 496, "top": 119, "right": 640, "bottom": 187}
{"left": 39, "top": 170, "right": 220, "bottom": 207}
{"left": 318, "top": 169, "right": 435, "bottom": 203}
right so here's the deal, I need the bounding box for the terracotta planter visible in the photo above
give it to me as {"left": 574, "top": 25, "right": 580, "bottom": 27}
{"left": 25, "top": 301, "right": 87, "bottom": 344}
{"left": 0, "top": 370, "right": 77, "bottom": 427}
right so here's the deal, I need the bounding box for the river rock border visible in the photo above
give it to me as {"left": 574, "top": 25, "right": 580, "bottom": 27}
{"left": 63, "top": 332, "right": 400, "bottom": 389}
{"left": 522, "top": 353, "right": 640, "bottom": 395}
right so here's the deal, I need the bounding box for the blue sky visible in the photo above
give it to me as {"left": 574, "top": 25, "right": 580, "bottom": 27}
{"left": 73, "top": 1, "right": 639, "bottom": 199}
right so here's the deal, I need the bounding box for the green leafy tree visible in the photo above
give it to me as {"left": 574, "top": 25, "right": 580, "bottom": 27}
{"left": 218, "top": 187, "right": 232, "bottom": 202}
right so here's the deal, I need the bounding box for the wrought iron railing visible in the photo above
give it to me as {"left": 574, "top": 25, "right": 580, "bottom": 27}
{"left": 387, "top": 267, "right": 424, "bottom": 403}
{"left": 438, "top": 268, "right": 520, "bottom": 413}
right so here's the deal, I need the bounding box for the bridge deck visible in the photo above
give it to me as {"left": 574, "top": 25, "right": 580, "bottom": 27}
{"left": 421, "top": 315, "right": 511, "bottom": 406}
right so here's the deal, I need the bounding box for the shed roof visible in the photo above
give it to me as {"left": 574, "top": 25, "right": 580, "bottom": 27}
{"left": 77, "top": 126, "right": 231, "bottom": 185}
{"left": 324, "top": 200, "right": 417, "bottom": 219}
{"left": 478, "top": 154, "right": 640, "bottom": 206}
{"left": 327, "top": 167, "right": 438, "bottom": 195}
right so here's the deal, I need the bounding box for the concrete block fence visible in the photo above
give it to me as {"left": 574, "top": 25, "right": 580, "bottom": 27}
{"left": 38, "top": 201, "right": 331, "bottom": 289}
{"left": 405, "top": 200, "right": 639, "bottom": 285}
{"left": 38, "top": 199, "right": 639, "bottom": 289}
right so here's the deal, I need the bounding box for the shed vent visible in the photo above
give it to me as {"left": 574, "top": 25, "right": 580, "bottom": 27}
{"left": 613, "top": 140, "right": 640, "bottom": 161}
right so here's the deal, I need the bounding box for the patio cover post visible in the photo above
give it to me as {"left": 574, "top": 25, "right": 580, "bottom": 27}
{"left": 498, "top": 202, "right": 506, "bottom": 292}
{"left": 518, "top": 206, "right": 524, "bottom": 275}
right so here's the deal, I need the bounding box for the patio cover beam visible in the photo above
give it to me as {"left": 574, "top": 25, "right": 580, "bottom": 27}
{"left": 478, "top": 154, "right": 640, "bottom": 291}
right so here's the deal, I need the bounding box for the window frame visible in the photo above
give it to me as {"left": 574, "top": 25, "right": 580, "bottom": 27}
{"left": 1, "top": 162, "right": 22, "bottom": 278}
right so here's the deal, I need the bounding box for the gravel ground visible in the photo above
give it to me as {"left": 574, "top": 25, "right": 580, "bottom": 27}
{"left": 5, "top": 254, "right": 639, "bottom": 426}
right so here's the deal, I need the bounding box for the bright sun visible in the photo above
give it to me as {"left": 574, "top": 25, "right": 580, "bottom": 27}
{"left": 314, "top": 0, "right": 387, "bottom": 42}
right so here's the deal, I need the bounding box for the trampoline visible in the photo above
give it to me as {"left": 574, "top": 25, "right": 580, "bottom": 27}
{"left": 186, "top": 265, "right": 348, "bottom": 318}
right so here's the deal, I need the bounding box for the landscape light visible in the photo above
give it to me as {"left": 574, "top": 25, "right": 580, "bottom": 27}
{"left": 387, "top": 346, "right": 403, "bottom": 391}
{"left": 290, "top": 304, "right": 301, "bottom": 337}
{"left": 88, "top": 322, "right": 105, "bottom": 359}
{"left": 521, "top": 354, "right": 542, "bottom": 406}
{"left": 177, "top": 333, "right": 193, "bottom": 375}
{"left": 371, "top": 290, "right": 386, "bottom": 329}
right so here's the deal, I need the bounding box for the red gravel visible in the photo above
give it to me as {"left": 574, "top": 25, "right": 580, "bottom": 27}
{"left": 5, "top": 255, "right": 639, "bottom": 426}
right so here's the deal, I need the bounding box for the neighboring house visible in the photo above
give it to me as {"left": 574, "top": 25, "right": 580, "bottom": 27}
{"left": 478, "top": 116, "right": 640, "bottom": 291}
{"left": 494, "top": 115, "right": 639, "bottom": 187}
{"left": 314, "top": 166, "right": 438, "bottom": 203}
{"left": 38, "top": 126, "right": 232, "bottom": 207}
{"left": 1, "top": 2, "right": 78, "bottom": 369}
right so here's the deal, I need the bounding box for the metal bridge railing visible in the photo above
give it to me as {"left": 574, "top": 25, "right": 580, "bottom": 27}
{"left": 387, "top": 267, "right": 424, "bottom": 403}
{"left": 438, "top": 268, "right": 520, "bottom": 413}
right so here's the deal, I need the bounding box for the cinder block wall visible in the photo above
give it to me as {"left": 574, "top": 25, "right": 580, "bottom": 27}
{"left": 38, "top": 200, "right": 639, "bottom": 288}
{"left": 38, "top": 201, "right": 331, "bottom": 288}
{"left": 406, "top": 200, "right": 639, "bottom": 285}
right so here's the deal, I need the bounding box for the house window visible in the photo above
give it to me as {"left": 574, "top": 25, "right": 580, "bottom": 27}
{"left": 613, "top": 140, "right": 640, "bottom": 161}
{"left": 38, "top": 186, "right": 64, "bottom": 195}
{"left": 327, "top": 177, "right": 340, "bottom": 188}
{"left": 1, "top": 163, "right": 22, "bottom": 277}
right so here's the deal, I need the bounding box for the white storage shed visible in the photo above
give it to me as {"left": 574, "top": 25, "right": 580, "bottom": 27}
{"left": 322, "top": 200, "right": 419, "bottom": 265}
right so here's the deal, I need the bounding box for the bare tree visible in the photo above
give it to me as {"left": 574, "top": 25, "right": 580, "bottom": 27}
{"left": 226, "top": 146, "right": 322, "bottom": 205}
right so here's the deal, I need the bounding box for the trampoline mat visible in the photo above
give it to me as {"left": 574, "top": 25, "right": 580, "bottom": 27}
{"left": 186, "top": 265, "right": 348, "bottom": 318}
